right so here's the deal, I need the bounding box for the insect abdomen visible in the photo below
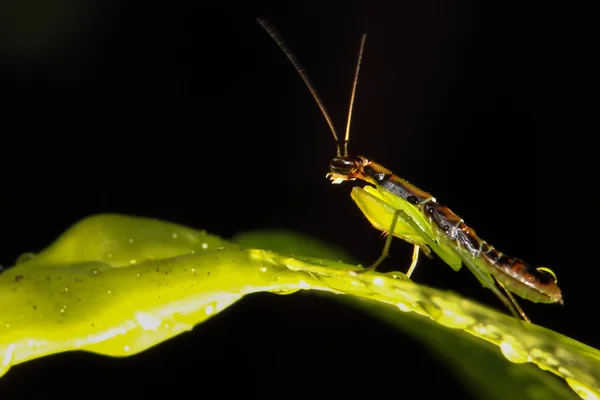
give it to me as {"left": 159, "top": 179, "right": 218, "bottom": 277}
{"left": 422, "top": 201, "right": 563, "bottom": 304}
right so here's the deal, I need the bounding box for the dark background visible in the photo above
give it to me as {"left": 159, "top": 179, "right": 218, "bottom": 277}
{"left": 0, "top": 1, "right": 596, "bottom": 398}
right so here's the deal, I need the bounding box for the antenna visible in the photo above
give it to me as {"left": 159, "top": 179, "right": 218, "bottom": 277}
{"left": 257, "top": 18, "right": 340, "bottom": 155}
{"left": 344, "top": 33, "right": 366, "bottom": 156}
{"left": 258, "top": 18, "right": 367, "bottom": 157}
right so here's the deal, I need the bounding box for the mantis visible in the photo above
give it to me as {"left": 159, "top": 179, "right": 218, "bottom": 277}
{"left": 257, "top": 18, "right": 563, "bottom": 322}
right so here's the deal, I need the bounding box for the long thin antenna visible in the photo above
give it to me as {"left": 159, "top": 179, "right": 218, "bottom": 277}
{"left": 257, "top": 18, "right": 342, "bottom": 156}
{"left": 343, "top": 34, "right": 366, "bottom": 157}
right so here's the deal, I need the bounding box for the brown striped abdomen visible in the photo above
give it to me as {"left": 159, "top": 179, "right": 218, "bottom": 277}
{"left": 422, "top": 201, "right": 562, "bottom": 304}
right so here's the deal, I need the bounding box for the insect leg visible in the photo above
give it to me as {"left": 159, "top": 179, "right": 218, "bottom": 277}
{"left": 459, "top": 255, "right": 526, "bottom": 322}
{"left": 405, "top": 245, "right": 420, "bottom": 279}
{"left": 385, "top": 208, "right": 527, "bottom": 322}
{"left": 362, "top": 209, "right": 400, "bottom": 271}
{"left": 494, "top": 277, "right": 531, "bottom": 323}
{"left": 363, "top": 209, "right": 421, "bottom": 276}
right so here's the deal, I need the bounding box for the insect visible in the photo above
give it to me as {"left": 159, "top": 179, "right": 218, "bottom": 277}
{"left": 257, "top": 18, "right": 563, "bottom": 322}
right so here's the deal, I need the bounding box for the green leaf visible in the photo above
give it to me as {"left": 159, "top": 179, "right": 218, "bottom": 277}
{"left": 0, "top": 214, "right": 598, "bottom": 400}
{"left": 350, "top": 297, "right": 579, "bottom": 400}
{"left": 236, "top": 231, "right": 600, "bottom": 400}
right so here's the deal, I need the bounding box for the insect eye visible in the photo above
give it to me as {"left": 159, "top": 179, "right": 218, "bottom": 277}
{"left": 330, "top": 157, "right": 357, "bottom": 175}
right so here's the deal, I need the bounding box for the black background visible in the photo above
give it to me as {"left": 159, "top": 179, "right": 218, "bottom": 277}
{"left": 0, "top": 2, "right": 596, "bottom": 399}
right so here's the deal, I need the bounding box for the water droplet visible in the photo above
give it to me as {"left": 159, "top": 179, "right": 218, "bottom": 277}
{"left": 499, "top": 340, "right": 530, "bottom": 364}
{"left": 372, "top": 277, "right": 384, "bottom": 286}
{"left": 259, "top": 266, "right": 267, "bottom": 272}
{"left": 123, "top": 345, "right": 130, "bottom": 352}
{"left": 204, "top": 305, "right": 215, "bottom": 315}
{"left": 191, "top": 268, "right": 195, "bottom": 273}
{"left": 557, "top": 367, "right": 573, "bottom": 378}
{"left": 469, "top": 323, "right": 503, "bottom": 342}
{"left": 202, "top": 243, "right": 208, "bottom": 249}
{"left": 298, "top": 280, "right": 310, "bottom": 289}
{"left": 393, "top": 290, "right": 421, "bottom": 309}
{"left": 428, "top": 296, "right": 475, "bottom": 329}
{"left": 420, "top": 300, "right": 443, "bottom": 320}
{"left": 435, "top": 311, "right": 474, "bottom": 329}
{"left": 172, "top": 233, "right": 178, "bottom": 239}
{"left": 566, "top": 378, "right": 600, "bottom": 400}
{"left": 107, "top": 290, "right": 112, "bottom": 294}
{"left": 134, "top": 312, "right": 162, "bottom": 331}
{"left": 15, "top": 252, "right": 36, "bottom": 265}
{"left": 64, "top": 287, "right": 69, "bottom": 292}
{"left": 529, "top": 348, "right": 559, "bottom": 367}
{"left": 272, "top": 288, "right": 301, "bottom": 295}
{"left": 107, "top": 253, "right": 113, "bottom": 259}
{"left": 2, "top": 344, "right": 15, "bottom": 368}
